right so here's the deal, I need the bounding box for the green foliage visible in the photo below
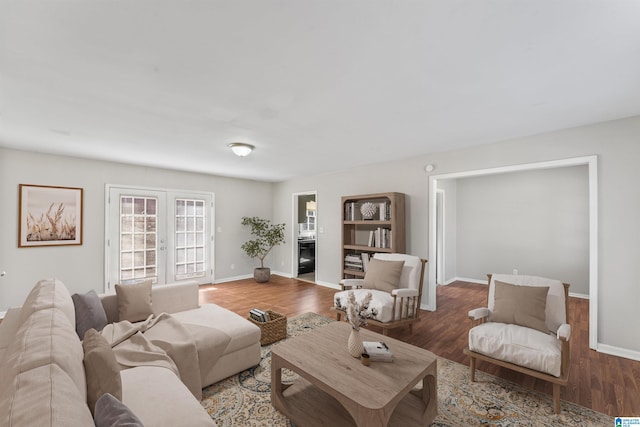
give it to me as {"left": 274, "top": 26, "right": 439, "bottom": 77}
{"left": 241, "top": 216, "right": 286, "bottom": 268}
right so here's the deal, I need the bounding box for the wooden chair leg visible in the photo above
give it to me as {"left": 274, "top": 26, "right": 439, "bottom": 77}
{"left": 469, "top": 356, "right": 476, "bottom": 382}
{"left": 408, "top": 323, "right": 413, "bottom": 335}
{"left": 336, "top": 312, "right": 342, "bottom": 321}
{"left": 553, "top": 383, "right": 561, "bottom": 414}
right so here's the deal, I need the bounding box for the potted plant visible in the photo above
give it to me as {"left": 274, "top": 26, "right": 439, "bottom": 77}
{"left": 241, "top": 216, "right": 286, "bottom": 283}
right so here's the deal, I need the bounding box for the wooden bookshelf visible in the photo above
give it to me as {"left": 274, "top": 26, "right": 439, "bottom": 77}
{"left": 341, "top": 192, "right": 406, "bottom": 278}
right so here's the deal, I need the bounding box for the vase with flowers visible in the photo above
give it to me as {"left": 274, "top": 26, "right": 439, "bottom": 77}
{"left": 345, "top": 290, "right": 373, "bottom": 358}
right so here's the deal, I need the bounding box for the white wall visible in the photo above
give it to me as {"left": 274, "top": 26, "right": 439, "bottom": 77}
{"left": 454, "top": 166, "right": 589, "bottom": 294}
{"left": 273, "top": 115, "right": 640, "bottom": 357}
{"left": 0, "top": 148, "right": 273, "bottom": 311}
{"left": 2, "top": 115, "right": 639, "bottom": 357}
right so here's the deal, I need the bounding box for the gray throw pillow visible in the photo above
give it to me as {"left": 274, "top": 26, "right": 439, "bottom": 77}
{"left": 94, "top": 393, "right": 143, "bottom": 427}
{"left": 72, "top": 290, "right": 108, "bottom": 339}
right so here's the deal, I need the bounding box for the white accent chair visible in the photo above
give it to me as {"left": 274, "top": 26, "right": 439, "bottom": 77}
{"left": 332, "top": 253, "right": 427, "bottom": 336}
{"left": 463, "top": 274, "right": 571, "bottom": 414}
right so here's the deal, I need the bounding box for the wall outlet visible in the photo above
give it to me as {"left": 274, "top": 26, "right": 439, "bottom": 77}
{"left": 513, "top": 269, "right": 518, "bottom": 275}
{"left": 230, "top": 264, "right": 235, "bottom": 270}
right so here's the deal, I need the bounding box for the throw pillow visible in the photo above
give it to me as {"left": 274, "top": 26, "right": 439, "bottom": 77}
{"left": 115, "top": 280, "right": 153, "bottom": 322}
{"left": 94, "top": 393, "right": 143, "bottom": 427}
{"left": 362, "top": 258, "right": 405, "bottom": 293}
{"left": 83, "top": 328, "right": 122, "bottom": 415}
{"left": 72, "top": 290, "right": 109, "bottom": 340}
{"left": 492, "top": 280, "right": 549, "bottom": 333}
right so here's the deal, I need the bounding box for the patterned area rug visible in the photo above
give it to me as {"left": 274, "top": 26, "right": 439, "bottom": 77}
{"left": 201, "top": 313, "right": 611, "bottom": 426}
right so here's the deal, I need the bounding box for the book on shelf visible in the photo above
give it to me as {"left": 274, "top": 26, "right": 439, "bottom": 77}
{"left": 375, "top": 201, "right": 391, "bottom": 220}
{"left": 361, "top": 253, "right": 370, "bottom": 272}
{"left": 344, "top": 253, "right": 364, "bottom": 271}
{"left": 345, "top": 252, "right": 371, "bottom": 272}
{"left": 344, "top": 201, "right": 362, "bottom": 221}
{"left": 249, "top": 308, "right": 270, "bottom": 322}
{"left": 363, "top": 341, "right": 394, "bottom": 362}
{"left": 369, "top": 227, "right": 391, "bottom": 248}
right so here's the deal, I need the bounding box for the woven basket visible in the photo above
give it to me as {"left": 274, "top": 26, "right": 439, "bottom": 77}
{"left": 247, "top": 310, "right": 287, "bottom": 346}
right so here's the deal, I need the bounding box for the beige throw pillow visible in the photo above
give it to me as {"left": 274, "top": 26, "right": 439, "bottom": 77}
{"left": 115, "top": 280, "right": 152, "bottom": 322}
{"left": 363, "top": 258, "right": 405, "bottom": 293}
{"left": 83, "top": 328, "right": 122, "bottom": 415}
{"left": 492, "top": 280, "right": 549, "bottom": 333}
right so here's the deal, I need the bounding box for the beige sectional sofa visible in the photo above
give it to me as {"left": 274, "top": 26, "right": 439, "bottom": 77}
{"left": 0, "top": 278, "right": 262, "bottom": 426}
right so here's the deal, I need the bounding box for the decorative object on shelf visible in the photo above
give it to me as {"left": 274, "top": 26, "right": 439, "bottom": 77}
{"left": 228, "top": 142, "right": 255, "bottom": 157}
{"left": 241, "top": 216, "right": 286, "bottom": 283}
{"left": 345, "top": 290, "right": 373, "bottom": 357}
{"left": 18, "top": 184, "right": 83, "bottom": 247}
{"left": 359, "top": 202, "right": 377, "bottom": 220}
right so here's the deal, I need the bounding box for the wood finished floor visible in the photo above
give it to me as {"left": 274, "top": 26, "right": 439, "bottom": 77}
{"left": 199, "top": 276, "right": 640, "bottom": 417}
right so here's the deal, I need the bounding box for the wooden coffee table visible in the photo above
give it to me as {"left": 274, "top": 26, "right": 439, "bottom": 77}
{"left": 271, "top": 321, "right": 437, "bottom": 426}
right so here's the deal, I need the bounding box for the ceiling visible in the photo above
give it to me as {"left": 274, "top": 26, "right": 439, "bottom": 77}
{"left": 2, "top": 1, "right": 640, "bottom": 182}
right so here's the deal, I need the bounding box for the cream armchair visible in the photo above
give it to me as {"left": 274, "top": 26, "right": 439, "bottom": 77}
{"left": 332, "top": 253, "right": 427, "bottom": 336}
{"left": 463, "top": 274, "right": 571, "bottom": 414}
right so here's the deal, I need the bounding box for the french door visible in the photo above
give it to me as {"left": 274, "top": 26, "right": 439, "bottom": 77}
{"left": 105, "top": 186, "right": 214, "bottom": 291}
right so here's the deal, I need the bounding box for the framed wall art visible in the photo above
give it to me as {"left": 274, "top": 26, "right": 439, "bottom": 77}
{"left": 19, "top": 184, "right": 83, "bottom": 247}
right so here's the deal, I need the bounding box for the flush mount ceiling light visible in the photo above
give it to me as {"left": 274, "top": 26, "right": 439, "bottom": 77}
{"left": 228, "top": 142, "right": 254, "bottom": 157}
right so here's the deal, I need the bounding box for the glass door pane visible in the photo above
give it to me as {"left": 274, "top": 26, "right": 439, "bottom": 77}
{"left": 174, "top": 198, "right": 207, "bottom": 280}
{"left": 119, "top": 196, "right": 159, "bottom": 283}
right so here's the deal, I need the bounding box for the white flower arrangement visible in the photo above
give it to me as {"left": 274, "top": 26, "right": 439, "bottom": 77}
{"left": 346, "top": 290, "right": 373, "bottom": 330}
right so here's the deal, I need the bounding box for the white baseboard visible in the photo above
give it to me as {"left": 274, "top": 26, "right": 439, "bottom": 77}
{"left": 215, "top": 271, "right": 295, "bottom": 284}
{"left": 213, "top": 274, "right": 253, "bottom": 284}
{"left": 444, "top": 278, "right": 592, "bottom": 301}
{"left": 569, "top": 292, "right": 589, "bottom": 299}
{"left": 271, "top": 270, "right": 292, "bottom": 279}
{"left": 315, "top": 280, "right": 341, "bottom": 290}
{"left": 444, "top": 276, "right": 487, "bottom": 285}
{"left": 419, "top": 302, "right": 435, "bottom": 312}
{"left": 597, "top": 343, "right": 640, "bottom": 362}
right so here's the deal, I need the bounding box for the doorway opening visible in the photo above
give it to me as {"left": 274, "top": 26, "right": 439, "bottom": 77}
{"left": 428, "top": 156, "right": 598, "bottom": 350}
{"left": 435, "top": 189, "right": 445, "bottom": 286}
{"left": 292, "top": 191, "right": 317, "bottom": 283}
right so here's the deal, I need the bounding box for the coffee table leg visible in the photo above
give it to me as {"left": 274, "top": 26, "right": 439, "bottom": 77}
{"left": 271, "top": 354, "right": 284, "bottom": 410}
{"left": 421, "top": 362, "right": 438, "bottom": 425}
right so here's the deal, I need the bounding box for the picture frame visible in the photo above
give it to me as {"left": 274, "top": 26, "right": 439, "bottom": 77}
{"left": 18, "top": 184, "right": 83, "bottom": 247}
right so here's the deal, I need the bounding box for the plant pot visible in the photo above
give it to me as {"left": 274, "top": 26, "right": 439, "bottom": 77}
{"left": 254, "top": 267, "right": 271, "bottom": 283}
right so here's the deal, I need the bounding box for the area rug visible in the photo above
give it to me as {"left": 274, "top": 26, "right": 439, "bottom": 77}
{"left": 201, "top": 313, "right": 611, "bottom": 426}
